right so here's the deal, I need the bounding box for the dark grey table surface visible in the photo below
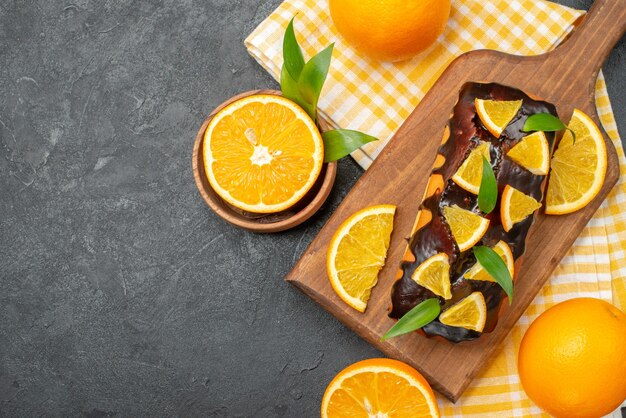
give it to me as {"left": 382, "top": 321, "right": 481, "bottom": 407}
{"left": 1, "top": 1, "right": 624, "bottom": 417}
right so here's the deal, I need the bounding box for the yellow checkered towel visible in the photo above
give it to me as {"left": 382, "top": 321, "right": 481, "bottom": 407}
{"left": 246, "top": 1, "right": 626, "bottom": 415}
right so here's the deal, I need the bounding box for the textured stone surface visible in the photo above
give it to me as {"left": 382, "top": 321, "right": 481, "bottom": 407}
{"left": 0, "top": 1, "right": 623, "bottom": 416}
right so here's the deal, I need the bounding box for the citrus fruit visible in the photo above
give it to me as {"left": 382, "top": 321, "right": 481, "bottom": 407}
{"left": 451, "top": 141, "right": 491, "bottom": 194}
{"left": 465, "top": 240, "right": 514, "bottom": 282}
{"left": 475, "top": 98, "right": 523, "bottom": 138}
{"left": 439, "top": 291, "right": 487, "bottom": 332}
{"left": 321, "top": 358, "right": 440, "bottom": 418}
{"left": 518, "top": 298, "right": 626, "bottom": 418}
{"left": 500, "top": 185, "right": 542, "bottom": 232}
{"left": 506, "top": 131, "right": 550, "bottom": 175}
{"left": 411, "top": 253, "right": 451, "bottom": 299}
{"left": 203, "top": 94, "right": 323, "bottom": 213}
{"left": 327, "top": 205, "right": 396, "bottom": 312}
{"left": 329, "top": 0, "right": 451, "bottom": 62}
{"left": 545, "top": 109, "right": 608, "bottom": 215}
{"left": 442, "top": 205, "right": 490, "bottom": 252}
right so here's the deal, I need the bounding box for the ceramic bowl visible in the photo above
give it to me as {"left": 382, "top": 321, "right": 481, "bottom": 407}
{"left": 192, "top": 89, "right": 337, "bottom": 233}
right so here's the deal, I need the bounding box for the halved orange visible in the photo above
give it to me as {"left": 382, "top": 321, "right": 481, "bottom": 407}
{"left": 506, "top": 131, "right": 550, "bottom": 175}
{"left": 465, "top": 240, "right": 514, "bottom": 282}
{"left": 321, "top": 358, "right": 440, "bottom": 418}
{"left": 442, "top": 205, "right": 490, "bottom": 252}
{"left": 475, "top": 98, "right": 523, "bottom": 138}
{"left": 327, "top": 205, "right": 396, "bottom": 312}
{"left": 545, "top": 109, "right": 608, "bottom": 215}
{"left": 411, "top": 253, "right": 451, "bottom": 299}
{"left": 439, "top": 291, "right": 487, "bottom": 332}
{"left": 203, "top": 94, "right": 323, "bottom": 213}
{"left": 500, "top": 185, "right": 542, "bottom": 232}
{"left": 451, "top": 141, "right": 491, "bottom": 195}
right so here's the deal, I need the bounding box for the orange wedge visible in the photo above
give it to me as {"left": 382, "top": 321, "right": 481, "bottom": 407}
{"left": 500, "top": 185, "right": 542, "bottom": 232}
{"left": 412, "top": 253, "right": 451, "bottom": 299}
{"left": 475, "top": 98, "right": 523, "bottom": 138}
{"left": 442, "top": 205, "right": 490, "bottom": 252}
{"left": 545, "top": 109, "right": 608, "bottom": 215}
{"left": 439, "top": 291, "right": 487, "bottom": 332}
{"left": 203, "top": 94, "right": 323, "bottom": 213}
{"left": 321, "top": 358, "right": 440, "bottom": 418}
{"left": 327, "top": 205, "right": 396, "bottom": 312}
{"left": 451, "top": 141, "right": 491, "bottom": 194}
{"left": 465, "top": 240, "right": 514, "bottom": 282}
{"left": 506, "top": 131, "right": 550, "bottom": 175}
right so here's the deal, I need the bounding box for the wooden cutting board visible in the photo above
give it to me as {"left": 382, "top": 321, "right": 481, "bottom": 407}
{"left": 285, "top": 0, "right": 626, "bottom": 402}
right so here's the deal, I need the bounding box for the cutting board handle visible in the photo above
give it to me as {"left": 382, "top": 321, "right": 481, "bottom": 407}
{"left": 551, "top": 0, "right": 626, "bottom": 78}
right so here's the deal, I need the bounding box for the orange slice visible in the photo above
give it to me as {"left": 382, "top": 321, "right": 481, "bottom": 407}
{"left": 506, "top": 131, "right": 550, "bottom": 175}
{"left": 545, "top": 109, "right": 608, "bottom": 215}
{"left": 451, "top": 141, "right": 491, "bottom": 194}
{"left": 327, "top": 205, "right": 396, "bottom": 312}
{"left": 411, "top": 253, "right": 451, "bottom": 299}
{"left": 475, "top": 98, "right": 523, "bottom": 138}
{"left": 439, "top": 291, "right": 487, "bottom": 332}
{"left": 321, "top": 358, "right": 440, "bottom": 418}
{"left": 203, "top": 94, "right": 323, "bottom": 213}
{"left": 442, "top": 205, "right": 490, "bottom": 252}
{"left": 500, "top": 185, "right": 542, "bottom": 232}
{"left": 465, "top": 240, "right": 514, "bottom": 282}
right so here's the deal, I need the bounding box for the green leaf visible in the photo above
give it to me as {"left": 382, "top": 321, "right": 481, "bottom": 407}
{"left": 282, "top": 18, "right": 305, "bottom": 80}
{"left": 321, "top": 129, "right": 378, "bottom": 162}
{"left": 278, "top": 17, "right": 375, "bottom": 163}
{"left": 473, "top": 246, "right": 514, "bottom": 303}
{"left": 478, "top": 156, "right": 497, "bottom": 214}
{"left": 523, "top": 113, "right": 566, "bottom": 132}
{"left": 280, "top": 65, "right": 315, "bottom": 118}
{"left": 522, "top": 113, "right": 576, "bottom": 143}
{"left": 381, "top": 298, "right": 441, "bottom": 341}
{"left": 297, "top": 43, "right": 334, "bottom": 120}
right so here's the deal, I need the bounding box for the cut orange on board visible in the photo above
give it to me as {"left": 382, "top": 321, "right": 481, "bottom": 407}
{"left": 412, "top": 253, "right": 451, "bottom": 299}
{"left": 203, "top": 94, "right": 323, "bottom": 213}
{"left": 475, "top": 98, "right": 523, "bottom": 138}
{"left": 327, "top": 205, "right": 396, "bottom": 312}
{"left": 506, "top": 131, "right": 550, "bottom": 175}
{"left": 465, "top": 240, "right": 514, "bottom": 282}
{"left": 439, "top": 291, "right": 487, "bottom": 332}
{"left": 545, "top": 109, "right": 608, "bottom": 215}
{"left": 442, "top": 205, "right": 490, "bottom": 252}
{"left": 321, "top": 358, "right": 440, "bottom": 418}
{"left": 451, "top": 141, "right": 490, "bottom": 194}
{"left": 500, "top": 185, "right": 542, "bottom": 232}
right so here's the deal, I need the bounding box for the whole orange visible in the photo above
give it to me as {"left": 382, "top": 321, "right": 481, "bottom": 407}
{"left": 518, "top": 298, "right": 626, "bottom": 418}
{"left": 329, "top": 0, "right": 451, "bottom": 62}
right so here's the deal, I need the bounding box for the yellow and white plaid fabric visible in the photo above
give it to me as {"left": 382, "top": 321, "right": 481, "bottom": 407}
{"left": 246, "top": 1, "right": 626, "bottom": 416}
